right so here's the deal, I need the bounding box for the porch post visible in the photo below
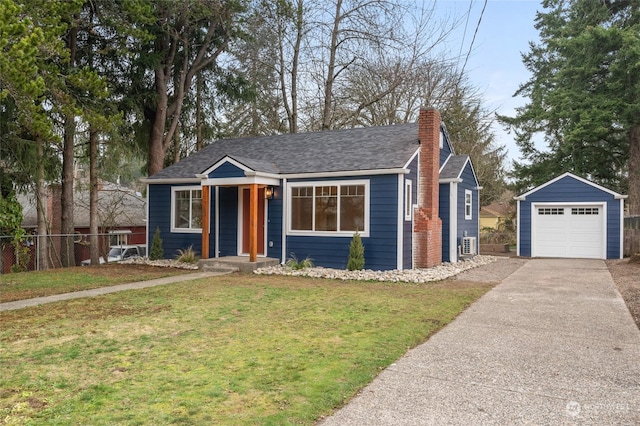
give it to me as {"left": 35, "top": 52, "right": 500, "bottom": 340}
{"left": 249, "top": 183, "right": 258, "bottom": 262}
{"left": 202, "top": 185, "right": 210, "bottom": 259}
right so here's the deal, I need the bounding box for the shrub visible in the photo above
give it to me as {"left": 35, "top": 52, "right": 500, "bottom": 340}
{"left": 176, "top": 245, "right": 198, "bottom": 263}
{"left": 347, "top": 230, "right": 365, "bottom": 271}
{"left": 9, "top": 229, "right": 29, "bottom": 273}
{"left": 286, "top": 253, "right": 314, "bottom": 270}
{"left": 149, "top": 227, "right": 164, "bottom": 260}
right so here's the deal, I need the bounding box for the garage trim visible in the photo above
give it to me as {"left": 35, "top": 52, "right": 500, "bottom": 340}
{"left": 530, "top": 201, "right": 607, "bottom": 259}
{"left": 515, "top": 173, "right": 627, "bottom": 259}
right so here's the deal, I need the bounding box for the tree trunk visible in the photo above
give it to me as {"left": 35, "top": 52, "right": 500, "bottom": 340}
{"left": 60, "top": 114, "right": 76, "bottom": 267}
{"left": 89, "top": 127, "right": 100, "bottom": 265}
{"left": 628, "top": 125, "right": 640, "bottom": 215}
{"left": 196, "top": 73, "right": 203, "bottom": 151}
{"left": 148, "top": 76, "right": 169, "bottom": 176}
{"left": 36, "top": 136, "right": 49, "bottom": 270}
{"left": 60, "top": 18, "right": 78, "bottom": 267}
{"left": 173, "top": 122, "right": 181, "bottom": 164}
{"left": 290, "top": 0, "right": 303, "bottom": 133}
{"left": 321, "top": 0, "right": 342, "bottom": 131}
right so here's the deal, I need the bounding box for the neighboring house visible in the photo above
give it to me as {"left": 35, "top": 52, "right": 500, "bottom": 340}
{"left": 145, "top": 108, "right": 480, "bottom": 270}
{"left": 4, "top": 180, "right": 147, "bottom": 271}
{"left": 480, "top": 198, "right": 514, "bottom": 230}
{"left": 516, "top": 172, "right": 626, "bottom": 259}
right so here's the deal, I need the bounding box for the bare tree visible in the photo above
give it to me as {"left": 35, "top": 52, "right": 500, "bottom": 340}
{"left": 307, "top": 0, "right": 453, "bottom": 130}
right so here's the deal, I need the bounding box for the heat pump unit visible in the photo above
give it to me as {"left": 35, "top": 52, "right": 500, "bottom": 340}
{"left": 462, "top": 237, "right": 477, "bottom": 255}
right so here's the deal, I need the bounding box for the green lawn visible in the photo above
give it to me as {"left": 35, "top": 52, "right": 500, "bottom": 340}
{"left": 0, "top": 271, "right": 494, "bottom": 425}
{"left": 0, "top": 264, "right": 193, "bottom": 302}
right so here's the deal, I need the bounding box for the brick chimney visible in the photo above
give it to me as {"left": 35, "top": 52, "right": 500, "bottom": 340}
{"left": 414, "top": 108, "right": 442, "bottom": 268}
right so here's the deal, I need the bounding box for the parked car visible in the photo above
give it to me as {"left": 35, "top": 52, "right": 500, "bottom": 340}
{"left": 81, "top": 245, "right": 147, "bottom": 266}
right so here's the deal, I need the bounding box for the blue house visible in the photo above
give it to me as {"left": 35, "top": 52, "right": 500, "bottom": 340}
{"left": 515, "top": 172, "right": 626, "bottom": 259}
{"left": 145, "top": 108, "right": 480, "bottom": 270}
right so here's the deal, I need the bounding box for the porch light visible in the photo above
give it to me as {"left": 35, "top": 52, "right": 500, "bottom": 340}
{"left": 264, "top": 186, "right": 274, "bottom": 199}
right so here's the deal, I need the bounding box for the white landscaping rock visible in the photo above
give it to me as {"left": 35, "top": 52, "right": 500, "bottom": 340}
{"left": 120, "top": 257, "right": 200, "bottom": 270}
{"left": 254, "top": 255, "right": 497, "bottom": 283}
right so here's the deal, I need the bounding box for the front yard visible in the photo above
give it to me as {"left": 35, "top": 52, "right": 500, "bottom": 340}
{"left": 0, "top": 264, "right": 193, "bottom": 303}
{"left": 0, "top": 270, "right": 493, "bottom": 425}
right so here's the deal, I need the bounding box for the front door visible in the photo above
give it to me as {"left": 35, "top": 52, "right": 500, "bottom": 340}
{"left": 241, "top": 187, "right": 265, "bottom": 255}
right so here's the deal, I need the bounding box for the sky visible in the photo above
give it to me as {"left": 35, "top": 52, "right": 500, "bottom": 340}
{"left": 432, "top": 0, "right": 543, "bottom": 166}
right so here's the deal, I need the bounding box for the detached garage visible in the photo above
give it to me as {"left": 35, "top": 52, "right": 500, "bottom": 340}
{"left": 516, "top": 172, "right": 626, "bottom": 259}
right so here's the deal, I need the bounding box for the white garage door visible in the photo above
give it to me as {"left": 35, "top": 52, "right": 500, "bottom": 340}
{"left": 532, "top": 205, "right": 605, "bottom": 259}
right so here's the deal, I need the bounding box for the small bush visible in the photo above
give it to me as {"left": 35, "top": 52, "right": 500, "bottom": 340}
{"left": 347, "top": 230, "right": 365, "bottom": 271}
{"left": 286, "top": 253, "right": 314, "bottom": 270}
{"left": 149, "top": 227, "right": 164, "bottom": 260}
{"left": 176, "top": 245, "right": 198, "bottom": 263}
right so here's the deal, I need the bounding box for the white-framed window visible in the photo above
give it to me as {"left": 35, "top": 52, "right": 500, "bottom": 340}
{"left": 171, "top": 186, "right": 203, "bottom": 232}
{"left": 405, "top": 179, "right": 413, "bottom": 221}
{"left": 288, "top": 180, "right": 369, "bottom": 236}
{"left": 538, "top": 207, "right": 564, "bottom": 215}
{"left": 109, "top": 230, "right": 131, "bottom": 246}
{"left": 465, "top": 190, "right": 472, "bottom": 220}
{"left": 571, "top": 207, "right": 599, "bottom": 215}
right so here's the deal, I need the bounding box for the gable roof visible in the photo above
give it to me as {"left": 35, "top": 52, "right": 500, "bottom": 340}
{"left": 439, "top": 155, "right": 480, "bottom": 188}
{"left": 18, "top": 182, "right": 146, "bottom": 228}
{"left": 514, "top": 172, "right": 627, "bottom": 200}
{"left": 440, "top": 155, "right": 468, "bottom": 180}
{"left": 480, "top": 202, "right": 513, "bottom": 218}
{"left": 149, "top": 123, "right": 422, "bottom": 180}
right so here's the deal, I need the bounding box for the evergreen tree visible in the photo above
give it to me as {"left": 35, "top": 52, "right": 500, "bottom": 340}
{"left": 149, "top": 227, "right": 164, "bottom": 261}
{"left": 347, "top": 230, "right": 365, "bottom": 271}
{"left": 499, "top": 0, "right": 640, "bottom": 213}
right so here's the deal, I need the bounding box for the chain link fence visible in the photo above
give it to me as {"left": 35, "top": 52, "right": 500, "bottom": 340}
{"left": 0, "top": 232, "right": 147, "bottom": 274}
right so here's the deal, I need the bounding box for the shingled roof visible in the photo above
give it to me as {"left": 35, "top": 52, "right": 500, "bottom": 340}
{"left": 440, "top": 155, "right": 471, "bottom": 180}
{"left": 149, "top": 123, "right": 422, "bottom": 180}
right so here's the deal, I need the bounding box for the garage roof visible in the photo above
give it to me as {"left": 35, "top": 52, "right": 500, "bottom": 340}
{"left": 514, "top": 172, "right": 627, "bottom": 201}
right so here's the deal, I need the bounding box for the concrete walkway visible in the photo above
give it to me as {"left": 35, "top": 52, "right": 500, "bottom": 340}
{"left": 320, "top": 259, "right": 640, "bottom": 425}
{"left": 0, "top": 271, "right": 220, "bottom": 312}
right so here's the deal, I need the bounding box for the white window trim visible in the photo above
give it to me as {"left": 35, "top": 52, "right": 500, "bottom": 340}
{"left": 465, "top": 189, "right": 473, "bottom": 220}
{"left": 171, "top": 186, "right": 203, "bottom": 233}
{"left": 286, "top": 179, "right": 370, "bottom": 237}
{"left": 404, "top": 179, "right": 413, "bottom": 221}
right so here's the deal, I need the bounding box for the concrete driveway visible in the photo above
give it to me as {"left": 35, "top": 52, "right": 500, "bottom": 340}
{"left": 320, "top": 259, "right": 640, "bottom": 425}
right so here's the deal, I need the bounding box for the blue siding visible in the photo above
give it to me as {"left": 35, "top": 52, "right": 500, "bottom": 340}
{"left": 519, "top": 200, "right": 532, "bottom": 257}
{"left": 403, "top": 157, "right": 418, "bottom": 269}
{"left": 286, "top": 174, "right": 398, "bottom": 270}
{"left": 208, "top": 189, "right": 216, "bottom": 254}
{"left": 266, "top": 186, "right": 283, "bottom": 260}
{"left": 439, "top": 183, "right": 451, "bottom": 262}
{"left": 518, "top": 175, "right": 621, "bottom": 258}
{"left": 439, "top": 129, "right": 453, "bottom": 167}
{"left": 218, "top": 187, "right": 238, "bottom": 256}
{"left": 456, "top": 163, "right": 480, "bottom": 258}
{"left": 208, "top": 161, "right": 245, "bottom": 178}
{"left": 147, "top": 184, "right": 202, "bottom": 259}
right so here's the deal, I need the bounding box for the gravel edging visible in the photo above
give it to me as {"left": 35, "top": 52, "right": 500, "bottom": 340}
{"left": 254, "top": 255, "right": 499, "bottom": 283}
{"left": 120, "top": 258, "right": 200, "bottom": 270}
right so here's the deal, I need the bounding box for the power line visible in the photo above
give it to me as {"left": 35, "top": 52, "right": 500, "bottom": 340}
{"left": 458, "top": 0, "right": 475, "bottom": 62}
{"left": 460, "top": 0, "right": 488, "bottom": 82}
